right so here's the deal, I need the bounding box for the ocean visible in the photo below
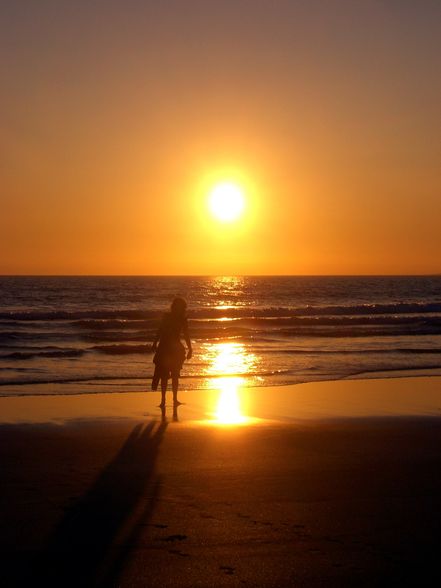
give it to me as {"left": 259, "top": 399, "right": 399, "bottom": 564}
{"left": 1, "top": 275, "right": 441, "bottom": 396}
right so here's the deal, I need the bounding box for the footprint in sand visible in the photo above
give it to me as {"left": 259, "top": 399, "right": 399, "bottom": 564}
{"left": 220, "top": 565, "right": 235, "bottom": 575}
{"left": 162, "top": 534, "right": 188, "bottom": 542}
{"left": 168, "top": 549, "right": 190, "bottom": 558}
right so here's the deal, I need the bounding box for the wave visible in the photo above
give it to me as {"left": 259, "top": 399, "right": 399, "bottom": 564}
{"left": 277, "top": 325, "right": 441, "bottom": 338}
{"left": 1, "top": 349, "right": 85, "bottom": 360}
{"left": 262, "top": 347, "right": 441, "bottom": 355}
{"left": 0, "top": 369, "right": 286, "bottom": 387}
{"left": 241, "top": 315, "right": 441, "bottom": 326}
{"left": 81, "top": 331, "right": 152, "bottom": 343}
{"left": 2, "top": 364, "right": 441, "bottom": 393}
{"left": 289, "top": 302, "right": 441, "bottom": 317}
{"left": 92, "top": 344, "right": 151, "bottom": 355}
{"left": 2, "top": 301, "right": 441, "bottom": 322}
{"left": 74, "top": 318, "right": 158, "bottom": 330}
{"left": 3, "top": 323, "right": 441, "bottom": 350}
{"left": 0, "top": 310, "right": 163, "bottom": 321}
{"left": 71, "top": 314, "right": 441, "bottom": 331}
{"left": 4, "top": 341, "right": 440, "bottom": 361}
{"left": 0, "top": 375, "right": 145, "bottom": 387}
{"left": 0, "top": 343, "right": 152, "bottom": 359}
{"left": 0, "top": 331, "right": 81, "bottom": 343}
{"left": 347, "top": 364, "right": 441, "bottom": 379}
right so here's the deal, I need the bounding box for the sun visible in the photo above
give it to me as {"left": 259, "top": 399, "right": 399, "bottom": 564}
{"left": 208, "top": 182, "right": 245, "bottom": 222}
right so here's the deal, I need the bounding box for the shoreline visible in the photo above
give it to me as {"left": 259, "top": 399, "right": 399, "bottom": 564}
{"left": 2, "top": 364, "right": 441, "bottom": 398}
{"left": 1, "top": 374, "right": 440, "bottom": 426}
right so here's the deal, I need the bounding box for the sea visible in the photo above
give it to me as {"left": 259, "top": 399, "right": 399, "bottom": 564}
{"left": 1, "top": 276, "right": 441, "bottom": 397}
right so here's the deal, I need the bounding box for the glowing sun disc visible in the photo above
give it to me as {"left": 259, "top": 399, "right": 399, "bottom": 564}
{"left": 208, "top": 182, "right": 245, "bottom": 222}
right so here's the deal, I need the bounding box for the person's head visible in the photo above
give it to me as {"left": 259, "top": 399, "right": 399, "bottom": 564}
{"left": 170, "top": 297, "right": 187, "bottom": 318}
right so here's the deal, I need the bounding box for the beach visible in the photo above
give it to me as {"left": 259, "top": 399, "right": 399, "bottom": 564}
{"left": 3, "top": 0, "right": 441, "bottom": 583}
{"left": 1, "top": 376, "right": 441, "bottom": 587}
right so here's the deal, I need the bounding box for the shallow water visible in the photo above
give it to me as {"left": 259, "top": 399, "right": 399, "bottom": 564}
{"left": 1, "top": 275, "right": 441, "bottom": 396}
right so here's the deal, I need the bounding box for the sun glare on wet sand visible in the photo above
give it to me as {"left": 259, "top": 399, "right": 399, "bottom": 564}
{"left": 202, "top": 341, "right": 258, "bottom": 425}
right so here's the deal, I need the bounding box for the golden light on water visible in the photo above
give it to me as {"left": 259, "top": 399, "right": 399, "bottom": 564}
{"left": 207, "top": 341, "right": 254, "bottom": 376}
{"left": 201, "top": 341, "right": 258, "bottom": 425}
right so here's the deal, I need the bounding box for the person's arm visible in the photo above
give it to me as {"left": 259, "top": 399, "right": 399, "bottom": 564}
{"left": 183, "top": 319, "right": 192, "bottom": 359}
{"left": 151, "top": 316, "right": 163, "bottom": 352}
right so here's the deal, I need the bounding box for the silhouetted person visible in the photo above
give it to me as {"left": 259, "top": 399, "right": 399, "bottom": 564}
{"left": 151, "top": 297, "right": 192, "bottom": 407}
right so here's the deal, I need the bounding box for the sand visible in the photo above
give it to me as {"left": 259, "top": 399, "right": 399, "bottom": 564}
{"left": 1, "top": 377, "right": 441, "bottom": 586}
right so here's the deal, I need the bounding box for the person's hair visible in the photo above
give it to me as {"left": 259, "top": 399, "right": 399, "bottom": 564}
{"left": 170, "top": 297, "right": 187, "bottom": 317}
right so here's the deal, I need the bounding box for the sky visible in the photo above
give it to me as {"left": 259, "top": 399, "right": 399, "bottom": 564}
{"left": 1, "top": 0, "right": 440, "bottom": 275}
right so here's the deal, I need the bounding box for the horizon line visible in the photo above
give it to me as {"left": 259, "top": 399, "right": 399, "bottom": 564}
{"left": 1, "top": 273, "right": 440, "bottom": 278}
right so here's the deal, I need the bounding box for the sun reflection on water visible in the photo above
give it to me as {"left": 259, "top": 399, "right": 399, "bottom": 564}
{"left": 208, "top": 276, "right": 248, "bottom": 311}
{"left": 201, "top": 341, "right": 258, "bottom": 425}
{"left": 207, "top": 341, "right": 254, "bottom": 376}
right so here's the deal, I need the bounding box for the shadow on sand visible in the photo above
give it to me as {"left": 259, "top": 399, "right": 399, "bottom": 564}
{"left": 39, "top": 420, "right": 167, "bottom": 587}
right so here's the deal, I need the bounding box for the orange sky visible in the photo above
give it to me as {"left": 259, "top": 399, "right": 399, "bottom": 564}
{"left": 1, "top": 0, "right": 441, "bottom": 275}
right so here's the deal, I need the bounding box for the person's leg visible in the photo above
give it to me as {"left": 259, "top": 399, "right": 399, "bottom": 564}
{"left": 171, "top": 370, "right": 181, "bottom": 405}
{"left": 159, "top": 370, "right": 168, "bottom": 407}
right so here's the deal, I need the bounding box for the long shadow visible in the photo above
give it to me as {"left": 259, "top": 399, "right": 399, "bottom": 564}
{"left": 38, "top": 420, "right": 167, "bottom": 587}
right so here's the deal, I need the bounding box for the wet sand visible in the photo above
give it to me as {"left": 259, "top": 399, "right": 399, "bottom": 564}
{"left": 1, "top": 377, "right": 441, "bottom": 586}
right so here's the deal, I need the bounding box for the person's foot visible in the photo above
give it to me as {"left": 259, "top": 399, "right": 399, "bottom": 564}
{"left": 158, "top": 402, "right": 166, "bottom": 408}
{"left": 173, "top": 400, "right": 184, "bottom": 406}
